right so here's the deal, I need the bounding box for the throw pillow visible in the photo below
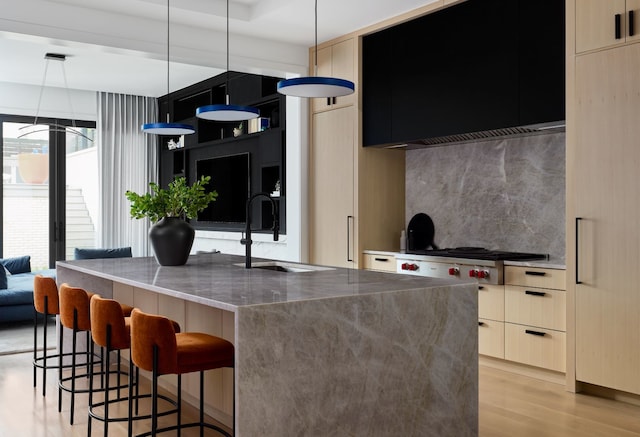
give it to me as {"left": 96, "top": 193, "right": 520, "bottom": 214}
{"left": 74, "top": 247, "right": 132, "bottom": 260}
{"left": 0, "top": 255, "right": 31, "bottom": 274}
{"left": 0, "top": 265, "right": 6, "bottom": 289}
{"left": 3, "top": 265, "right": 11, "bottom": 276}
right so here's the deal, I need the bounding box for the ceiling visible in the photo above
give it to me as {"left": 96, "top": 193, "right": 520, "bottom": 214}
{"left": 0, "top": 0, "right": 438, "bottom": 97}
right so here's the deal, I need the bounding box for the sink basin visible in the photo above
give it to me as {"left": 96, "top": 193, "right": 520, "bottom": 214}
{"left": 236, "top": 261, "right": 334, "bottom": 273}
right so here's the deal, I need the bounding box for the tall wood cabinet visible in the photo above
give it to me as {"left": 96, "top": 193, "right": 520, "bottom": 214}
{"left": 309, "top": 36, "right": 405, "bottom": 269}
{"left": 311, "top": 39, "right": 355, "bottom": 112}
{"left": 568, "top": 0, "right": 640, "bottom": 394}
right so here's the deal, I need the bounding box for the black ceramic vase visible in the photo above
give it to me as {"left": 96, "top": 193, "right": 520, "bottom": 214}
{"left": 149, "top": 217, "right": 195, "bottom": 266}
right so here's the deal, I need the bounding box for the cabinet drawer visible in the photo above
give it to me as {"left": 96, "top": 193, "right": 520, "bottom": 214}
{"left": 479, "top": 319, "right": 504, "bottom": 359}
{"left": 478, "top": 284, "right": 504, "bottom": 321}
{"left": 505, "top": 285, "right": 566, "bottom": 331}
{"left": 504, "top": 266, "right": 566, "bottom": 290}
{"left": 505, "top": 323, "right": 566, "bottom": 372}
{"left": 363, "top": 254, "right": 396, "bottom": 272}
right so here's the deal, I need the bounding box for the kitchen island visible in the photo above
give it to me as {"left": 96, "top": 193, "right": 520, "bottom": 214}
{"left": 56, "top": 253, "right": 478, "bottom": 436}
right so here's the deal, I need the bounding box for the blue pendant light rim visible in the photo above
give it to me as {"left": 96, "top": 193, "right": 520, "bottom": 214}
{"left": 141, "top": 122, "right": 196, "bottom": 134}
{"left": 277, "top": 76, "right": 355, "bottom": 92}
{"left": 196, "top": 104, "right": 260, "bottom": 118}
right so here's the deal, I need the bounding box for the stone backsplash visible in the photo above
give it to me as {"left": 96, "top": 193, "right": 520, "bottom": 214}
{"left": 405, "top": 132, "right": 565, "bottom": 261}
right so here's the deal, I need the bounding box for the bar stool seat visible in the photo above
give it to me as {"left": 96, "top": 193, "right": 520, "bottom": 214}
{"left": 130, "top": 308, "right": 234, "bottom": 437}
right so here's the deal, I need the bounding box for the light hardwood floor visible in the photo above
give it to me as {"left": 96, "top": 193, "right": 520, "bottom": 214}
{"left": 2, "top": 350, "right": 640, "bottom": 436}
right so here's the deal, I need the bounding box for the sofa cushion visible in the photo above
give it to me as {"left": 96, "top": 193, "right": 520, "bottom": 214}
{"left": 0, "top": 266, "right": 6, "bottom": 290}
{"left": 1, "top": 256, "right": 31, "bottom": 274}
{"left": 74, "top": 247, "right": 132, "bottom": 260}
{"left": 0, "top": 270, "right": 56, "bottom": 306}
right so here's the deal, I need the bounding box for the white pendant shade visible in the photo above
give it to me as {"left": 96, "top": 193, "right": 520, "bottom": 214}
{"left": 196, "top": 104, "right": 259, "bottom": 122}
{"left": 141, "top": 122, "right": 195, "bottom": 135}
{"left": 277, "top": 76, "right": 355, "bottom": 98}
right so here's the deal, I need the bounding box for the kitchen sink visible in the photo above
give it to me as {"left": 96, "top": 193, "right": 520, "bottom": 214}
{"left": 235, "top": 261, "right": 334, "bottom": 273}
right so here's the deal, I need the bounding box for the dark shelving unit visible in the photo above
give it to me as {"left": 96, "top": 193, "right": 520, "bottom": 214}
{"left": 157, "top": 71, "right": 286, "bottom": 234}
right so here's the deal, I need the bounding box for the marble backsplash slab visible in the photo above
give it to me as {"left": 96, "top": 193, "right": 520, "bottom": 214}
{"left": 405, "top": 132, "right": 565, "bottom": 261}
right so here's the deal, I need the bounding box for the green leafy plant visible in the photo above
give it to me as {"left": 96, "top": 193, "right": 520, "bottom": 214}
{"left": 125, "top": 176, "right": 217, "bottom": 223}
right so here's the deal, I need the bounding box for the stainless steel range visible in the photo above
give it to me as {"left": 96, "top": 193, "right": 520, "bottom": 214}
{"left": 395, "top": 247, "right": 548, "bottom": 285}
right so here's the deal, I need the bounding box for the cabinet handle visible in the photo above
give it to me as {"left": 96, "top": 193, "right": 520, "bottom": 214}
{"left": 525, "top": 290, "right": 546, "bottom": 297}
{"left": 478, "top": 286, "right": 485, "bottom": 290}
{"left": 478, "top": 322, "right": 485, "bottom": 326}
{"left": 326, "top": 97, "right": 331, "bottom": 106}
{"left": 525, "top": 329, "right": 546, "bottom": 337}
{"left": 616, "top": 14, "right": 622, "bottom": 39}
{"left": 525, "top": 271, "right": 545, "bottom": 276}
{"left": 332, "top": 97, "right": 337, "bottom": 105}
{"left": 576, "top": 217, "right": 582, "bottom": 284}
{"left": 630, "top": 10, "right": 635, "bottom": 37}
{"left": 347, "top": 215, "right": 353, "bottom": 262}
{"left": 374, "top": 257, "right": 388, "bottom": 262}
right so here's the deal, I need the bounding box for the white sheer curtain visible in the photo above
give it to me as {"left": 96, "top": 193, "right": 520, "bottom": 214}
{"left": 97, "top": 92, "right": 157, "bottom": 257}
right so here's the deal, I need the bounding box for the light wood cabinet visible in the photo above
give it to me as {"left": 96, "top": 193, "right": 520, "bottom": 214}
{"left": 363, "top": 253, "right": 397, "bottom": 272}
{"left": 571, "top": 43, "right": 640, "bottom": 394}
{"left": 310, "top": 107, "right": 355, "bottom": 268}
{"left": 478, "top": 284, "right": 505, "bottom": 359}
{"left": 503, "top": 266, "right": 566, "bottom": 372}
{"left": 576, "top": 0, "right": 640, "bottom": 53}
{"left": 311, "top": 38, "right": 355, "bottom": 112}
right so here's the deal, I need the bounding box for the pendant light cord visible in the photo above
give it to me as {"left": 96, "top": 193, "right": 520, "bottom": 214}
{"left": 314, "top": 0, "right": 318, "bottom": 76}
{"left": 166, "top": 0, "right": 171, "bottom": 122}
{"left": 226, "top": 0, "right": 230, "bottom": 105}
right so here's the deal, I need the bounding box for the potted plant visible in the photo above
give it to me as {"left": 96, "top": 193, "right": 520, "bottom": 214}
{"left": 125, "top": 176, "right": 217, "bottom": 266}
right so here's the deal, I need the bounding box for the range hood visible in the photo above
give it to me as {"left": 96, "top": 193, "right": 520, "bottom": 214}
{"left": 362, "top": 0, "right": 566, "bottom": 149}
{"left": 395, "top": 121, "right": 566, "bottom": 149}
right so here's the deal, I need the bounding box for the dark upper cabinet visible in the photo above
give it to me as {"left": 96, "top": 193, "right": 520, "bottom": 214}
{"left": 363, "top": 0, "right": 565, "bottom": 147}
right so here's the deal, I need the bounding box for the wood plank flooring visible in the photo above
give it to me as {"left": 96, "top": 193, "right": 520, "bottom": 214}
{"left": 2, "top": 349, "right": 640, "bottom": 436}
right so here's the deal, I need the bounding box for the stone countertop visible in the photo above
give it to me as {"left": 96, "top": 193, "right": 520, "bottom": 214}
{"left": 56, "top": 253, "right": 469, "bottom": 313}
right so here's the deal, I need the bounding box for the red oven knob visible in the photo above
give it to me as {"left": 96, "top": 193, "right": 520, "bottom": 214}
{"left": 402, "top": 263, "right": 409, "bottom": 270}
{"left": 410, "top": 263, "right": 418, "bottom": 271}
{"left": 468, "top": 269, "right": 478, "bottom": 278}
{"left": 477, "top": 270, "right": 490, "bottom": 279}
{"left": 448, "top": 267, "right": 459, "bottom": 276}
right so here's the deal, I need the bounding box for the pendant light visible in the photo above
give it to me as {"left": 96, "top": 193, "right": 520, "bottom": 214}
{"left": 195, "top": 0, "right": 259, "bottom": 121}
{"left": 18, "top": 53, "right": 93, "bottom": 141}
{"left": 141, "top": 0, "right": 195, "bottom": 135}
{"left": 276, "top": 0, "right": 355, "bottom": 98}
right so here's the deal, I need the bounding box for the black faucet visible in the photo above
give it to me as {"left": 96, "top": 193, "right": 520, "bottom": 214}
{"left": 241, "top": 193, "right": 279, "bottom": 268}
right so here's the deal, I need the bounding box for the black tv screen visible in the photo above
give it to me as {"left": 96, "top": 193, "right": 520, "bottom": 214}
{"left": 196, "top": 152, "right": 250, "bottom": 223}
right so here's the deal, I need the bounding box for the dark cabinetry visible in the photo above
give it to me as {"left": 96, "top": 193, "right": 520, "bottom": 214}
{"left": 362, "top": 0, "right": 565, "bottom": 147}
{"left": 158, "top": 71, "right": 286, "bottom": 233}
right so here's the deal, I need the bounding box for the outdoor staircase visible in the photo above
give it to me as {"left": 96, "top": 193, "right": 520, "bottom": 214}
{"left": 65, "top": 186, "right": 95, "bottom": 260}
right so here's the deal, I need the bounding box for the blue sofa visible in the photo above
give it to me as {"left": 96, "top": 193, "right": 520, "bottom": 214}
{"left": 0, "top": 256, "right": 56, "bottom": 323}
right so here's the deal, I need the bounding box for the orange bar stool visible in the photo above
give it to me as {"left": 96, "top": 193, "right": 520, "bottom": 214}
{"left": 89, "top": 295, "right": 179, "bottom": 437}
{"left": 32, "top": 274, "right": 75, "bottom": 396}
{"left": 57, "top": 283, "right": 132, "bottom": 425}
{"left": 130, "top": 308, "right": 235, "bottom": 437}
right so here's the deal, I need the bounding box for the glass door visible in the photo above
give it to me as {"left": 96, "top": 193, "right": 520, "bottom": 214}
{"left": 1, "top": 117, "right": 97, "bottom": 267}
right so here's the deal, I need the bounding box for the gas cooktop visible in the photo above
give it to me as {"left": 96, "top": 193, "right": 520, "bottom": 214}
{"left": 405, "top": 247, "right": 548, "bottom": 261}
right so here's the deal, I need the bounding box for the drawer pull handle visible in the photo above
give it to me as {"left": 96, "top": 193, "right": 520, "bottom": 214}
{"left": 525, "top": 271, "right": 546, "bottom": 276}
{"left": 616, "top": 13, "right": 622, "bottom": 39}
{"left": 630, "top": 10, "right": 636, "bottom": 37}
{"left": 478, "top": 286, "right": 485, "bottom": 290}
{"left": 478, "top": 322, "right": 485, "bottom": 326}
{"left": 374, "top": 258, "right": 388, "bottom": 262}
{"left": 525, "top": 290, "right": 546, "bottom": 297}
{"left": 525, "top": 329, "right": 546, "bottom": 337}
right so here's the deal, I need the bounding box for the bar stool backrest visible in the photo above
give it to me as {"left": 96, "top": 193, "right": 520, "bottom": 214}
{"left": 59, "top": 283, "right": 92, "bottom": 331}
{"left": 130, "top": 308, "right": 179, "bottom": 375}
{"left": 33, "top": 275, "right": 59, "bottom": 315}
{"left": 90, "top": 295, "right": 130, "bottom": 350}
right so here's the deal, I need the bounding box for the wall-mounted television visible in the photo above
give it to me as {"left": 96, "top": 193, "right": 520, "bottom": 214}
{"left": 196, "top": 152, "right": 250, "bottom": 224}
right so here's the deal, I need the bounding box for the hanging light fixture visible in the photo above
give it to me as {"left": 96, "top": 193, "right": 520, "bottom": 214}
{"left": 18, "top": 53, "right": 93, "bottom": 141}
{"left": 276, "top": 0, "right": 355, "bottom": 98}
{"left": 195, "top": 0, "right": 259, "bottom": 121}
{"left": 141, "top": 0, "right": 195, "bottom": 135}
